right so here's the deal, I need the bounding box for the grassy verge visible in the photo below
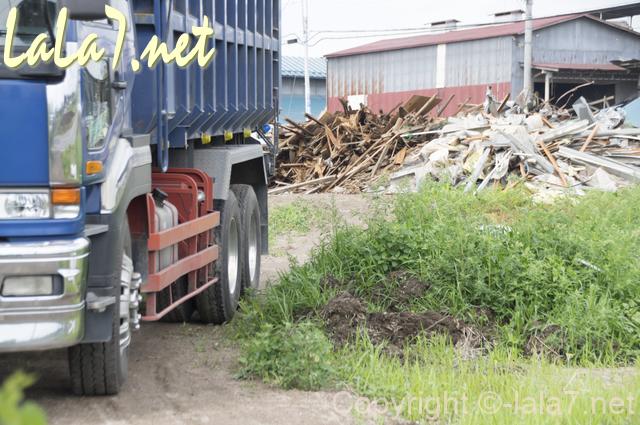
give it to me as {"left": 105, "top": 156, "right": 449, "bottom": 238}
{"left": 237, "top": 183, "right": 640, "bottom": 423}
{"left": 268, "top": 199, "right": 334, "bottom": 254}
{"left": 338, "top": 336, "right": 639, "bottom": 423}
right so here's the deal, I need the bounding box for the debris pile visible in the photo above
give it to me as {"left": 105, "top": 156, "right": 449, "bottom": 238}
{"left": 273, "top": 95, "right": 446, "bottom": 194}
{"left": 274, "top": 93, "right": 640, "bottom": 199}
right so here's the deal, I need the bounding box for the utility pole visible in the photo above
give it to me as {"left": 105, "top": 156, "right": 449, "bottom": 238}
{"left": 523, "top": 0, "right": 533, "bottom": 100}
{"left": 302, "top": 0, "right": 311, "bottom": 116}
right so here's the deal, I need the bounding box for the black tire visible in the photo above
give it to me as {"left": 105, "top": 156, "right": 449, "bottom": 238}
{"left": 157, "top": 276, "right": 195, "bottom": 323}
{"left": 231, "top": 185, "right": 262, "bottom": 294}
{"left": 68, "top": 220, "right": 132, "bottom": 396}
{"left": 196, "top": 191, "right": 242, "bottom": 324}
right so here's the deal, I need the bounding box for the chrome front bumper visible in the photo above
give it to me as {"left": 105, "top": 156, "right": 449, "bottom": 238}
{"left": 0, "top": 238, "right": 90, "bottom": 352}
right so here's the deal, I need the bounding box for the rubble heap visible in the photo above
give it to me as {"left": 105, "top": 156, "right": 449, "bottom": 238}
{"left": 273, "top": 93, "right": 640, "bottom": 200}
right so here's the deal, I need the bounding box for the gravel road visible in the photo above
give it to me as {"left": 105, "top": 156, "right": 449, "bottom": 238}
{"left": 0, "top": 195, "right": 378, "bottom": 425}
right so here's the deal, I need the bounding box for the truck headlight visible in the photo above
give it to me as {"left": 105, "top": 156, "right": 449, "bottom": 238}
{"left": 2, "top": 276, "right": 55, "bottom": 297}
{"left": 0, "top": 189, "right": 81, "bottom": 220}
{"left": 0, "top": 192, "right": 51, "bottom": 219}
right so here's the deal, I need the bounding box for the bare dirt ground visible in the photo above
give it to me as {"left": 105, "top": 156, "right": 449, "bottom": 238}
{"left": 0, "top": 194, "right": 376, "bottom": 425}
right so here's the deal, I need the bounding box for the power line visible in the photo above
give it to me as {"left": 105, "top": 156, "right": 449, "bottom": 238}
{"left": 308, "top": 21, "right": 501, "bottom": 40}
{"left": 306, "top": 20, "right": 524, "bottom": 46}
{"left": 307, "top": 31, "right": 437, "bottom": 47}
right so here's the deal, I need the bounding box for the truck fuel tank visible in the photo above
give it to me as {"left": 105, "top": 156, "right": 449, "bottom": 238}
{"left": 151, "top": 189, "right": 178, "bottom": 271}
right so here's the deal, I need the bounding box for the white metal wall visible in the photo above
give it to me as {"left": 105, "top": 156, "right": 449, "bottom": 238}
{"left": 444, "top": 37, "right": 513, "bottom": 87}
{"left": 327, "top": 36, "right": 513, "bottom": 98}
{"left": 327, "top": 45, "right": 437, "bottom": 97}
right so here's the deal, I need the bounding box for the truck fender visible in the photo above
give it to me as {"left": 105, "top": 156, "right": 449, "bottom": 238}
{"left": 83, "top": 137, "right": 152, "bottom": 343}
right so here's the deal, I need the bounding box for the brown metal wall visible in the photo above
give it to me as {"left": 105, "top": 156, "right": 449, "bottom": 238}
{"left": 327, "top": 82, "right": 512, "bottom": 116}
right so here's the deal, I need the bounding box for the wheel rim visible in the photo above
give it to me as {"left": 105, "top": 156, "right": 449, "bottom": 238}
{"left": 119, "top": 254, "right": 134, "bottom": 353}
{"left": 248, "top": 210, "right": 259, "bottom": 283}
{"left": 228, "top": 217, "right": 240, "bottom": 294}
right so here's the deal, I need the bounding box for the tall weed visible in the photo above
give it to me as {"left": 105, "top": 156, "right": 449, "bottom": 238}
{"left": 248, "top": 183, "right": 640, "bottom": 363}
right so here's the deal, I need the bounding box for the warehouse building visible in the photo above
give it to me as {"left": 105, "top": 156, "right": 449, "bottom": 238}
{"left": 325, "top": 12, "right": 640, "bottom": 116}
{"left": 280, "top": 56, "right": 327, "bottom": 122}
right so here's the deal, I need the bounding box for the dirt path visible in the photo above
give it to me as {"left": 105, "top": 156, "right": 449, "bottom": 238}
{"left": 0, "top": 195, "right": 376, "bottom": 425}
{"left": 262, "top": 194, "right": 372, "bottom": 284}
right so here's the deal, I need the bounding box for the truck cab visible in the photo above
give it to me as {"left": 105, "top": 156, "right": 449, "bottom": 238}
{"left": 0, "top": 0, "right": 280, "bottom": 395}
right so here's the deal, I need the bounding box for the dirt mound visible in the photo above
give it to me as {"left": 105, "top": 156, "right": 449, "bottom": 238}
{"left": 320, "top": 292, "right": 366, "bottom": 345}
{"left": 320, "top": 289, "right": 469, "bottom": 352}
{"left": 317, "top": 273, "right": 488, "bottom": 353}
{"left": 385, "top": 271, "right": 430, "bottom": 310}
{"left": 367, "top": 311, "right": 465, "bottom": 347}
{"left": 322, "top": 271, "right": 430, "bottom": 312}
{"left": 320, "top": 272, "right": 429, "bottom": 308}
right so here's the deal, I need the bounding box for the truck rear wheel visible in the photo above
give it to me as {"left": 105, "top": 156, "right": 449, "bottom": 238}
{"left": 196, "top": 191, "right": 242, "bottom": 324}
{"left": 157, "top": 276, "right": 195, "bottom": 323}
{"left": 68, "top": 221, "right": 133, "bottom": 396}
{"left": 231, "top": 185, "right": 262, "bottom": 293}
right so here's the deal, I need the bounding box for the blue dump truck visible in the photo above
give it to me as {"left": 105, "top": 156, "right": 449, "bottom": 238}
{"left": 0, "top": 0, "right": 280, "bottom": 395}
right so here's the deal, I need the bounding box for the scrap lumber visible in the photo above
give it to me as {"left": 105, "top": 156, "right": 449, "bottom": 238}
{"left": 416, "top": 94, "right": 441, "bottom": 116}
{"left": 539, "top": 120, "right": 590, "bottom": 144}
{"left": 454, "top": 97, "right": 471, "bottom": 116}
{"left": 580, "top": 124, "right": 600, "bottom": 152}
{"left": 274, "top": 98, "right": 444, "bottom": 193}
{"left": 284, "top": 118, "right": 314, "bottom": 136}
{"left": 269, "top": 176, "right": 337, "bottom": 195}
{"left": 557, "top": 147, "right": 640, "bottom": 181}
{"left": 538, "top": 140, "right": 568, "bottom": 187}
{"left": 436, "top": 94, "right": 455, "bottom": 117}
{"left": 274, "top": 93, "right": 640, "bottom": 195}
{"left": 496, "top": 93, "right": 511, "bottom": 114}
{"left": 498, "top": 130, "right": 555, "bottom": 174}
{"left": 464, "top": 148, "right": 491, "bottom": 193}
{"left": 557, "top": 81, "right": 595, "bottom": 105}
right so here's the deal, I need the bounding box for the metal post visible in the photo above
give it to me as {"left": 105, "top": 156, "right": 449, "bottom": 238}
{"left": 523, "top": 0, "right": 533, "bottom": 99}
{"left": 302, "top": 0, "right": 311, "bottom": 116}
{"left": 544, "top": 72, "right": 551, "bottom": 102}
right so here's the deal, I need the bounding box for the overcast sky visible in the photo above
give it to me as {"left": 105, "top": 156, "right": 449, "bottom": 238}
{"left": 281, "top": 0, "right": 640, "bottom": 57}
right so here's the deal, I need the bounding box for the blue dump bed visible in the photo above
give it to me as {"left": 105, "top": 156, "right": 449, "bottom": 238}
{"left": 130, "top": 0, "right": 280, "bottom": 151}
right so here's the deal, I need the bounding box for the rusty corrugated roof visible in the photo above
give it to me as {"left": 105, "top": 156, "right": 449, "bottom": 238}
{"left": 326, "top": 14, "right": 582, "bottom": 58}
{"left": 533, "top": 62, "right": 628, "bottom": 72}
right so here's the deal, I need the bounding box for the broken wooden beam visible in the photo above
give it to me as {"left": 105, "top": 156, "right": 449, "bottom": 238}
{"left": 268, "top": 176, "right": 338, "bottom": 195}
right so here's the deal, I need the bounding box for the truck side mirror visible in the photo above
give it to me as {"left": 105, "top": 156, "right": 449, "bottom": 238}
{"left": 59, "top": 0, "right": 110, "bottom": 21}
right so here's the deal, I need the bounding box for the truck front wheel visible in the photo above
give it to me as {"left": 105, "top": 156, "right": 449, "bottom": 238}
{"left": 68, "top": 221, "right": 134, "bottom": 396}
{"left": 196, "top": 191, "right": 242, "bottom": 324}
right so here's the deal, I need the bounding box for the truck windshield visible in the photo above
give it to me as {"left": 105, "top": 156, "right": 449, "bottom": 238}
{"left": 0, "top": 0, "right": 57, "bottom": 43}
{"left": 0, "top": 1, "right": 61, "bottom": 79}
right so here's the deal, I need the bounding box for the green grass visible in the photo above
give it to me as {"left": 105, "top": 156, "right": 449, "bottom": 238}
{"left": 337, "top": 335, "right": 639, "bottom": 424}
{"left": 237, "top": 321, "right": 335, "bottom": 390}
{"left": 259, "top": 184, "right": 640, "bottom": 363}
{"left": 236, "top": 183, "right": 640, "bottom": 423}
{"left": 0, "top": 372, "right": 47, "bottom": 425}
{"left": 268, "top": 199, "right": 332, "bottom": 250}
